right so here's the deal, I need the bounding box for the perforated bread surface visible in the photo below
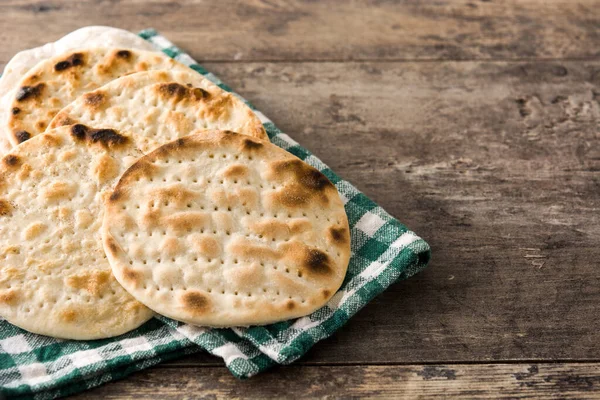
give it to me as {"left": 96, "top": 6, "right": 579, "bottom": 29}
{"left": 0, "top": 126, "right": 153, "bottom": 339}
{"left": 49, "top": 70, "right": 268, "bottom": 153}
{"left": 6, "top": 48, "right": 191, "bottom": 146}
{"left": 103, "top": 131, "right": 350, "bottom": 327}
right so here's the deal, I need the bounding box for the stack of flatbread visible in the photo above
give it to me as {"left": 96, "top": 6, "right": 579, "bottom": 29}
{"left": 0, "top": 27, "right": 350, "bottom": 339}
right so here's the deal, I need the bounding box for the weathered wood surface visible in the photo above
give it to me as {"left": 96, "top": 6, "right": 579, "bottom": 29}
{"left": 1, "top": 0, "right": 599, "bottom": 398}
{"left": 0, "top": 0, "right": 599, "bottom": 63}
{"left": 71, "top": 363, "right": 600, "bottom": 399}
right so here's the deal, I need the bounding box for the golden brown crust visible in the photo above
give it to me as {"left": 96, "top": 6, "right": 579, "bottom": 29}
{"left": 156, "top": 82, "right": 210, "bottom": 102}
{"left": 23, "top": 222, "right": 47, "bottom": 240}
{"left": 181, "top": 291, "right": 211, "bottom": 315}
{"left": 103, "top": 130, "right": 350, "bottom": 327}
{"left": 47, "top": 70, "right": 268, "bottom": 154}
{"left": 0, "top": 199, "right": 13, "bottom": 216}
{"left": 3, "top": 154, "right": 21, "bottom": 169}
{"left": 6, "top": 48, "right": 192, "bottom": 146}
{"left": 82, "top": 91, "right": 108, "bottom": 111}
{"left": 0, "top": 290, "right": 19, "bottom": 305}
{"left": 0, "top": 126, "right": 153, "bottom": 339}
{"left": 66, "top": 271, "right": 112, "bottom": 296}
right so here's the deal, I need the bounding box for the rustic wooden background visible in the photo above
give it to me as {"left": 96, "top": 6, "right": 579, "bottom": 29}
{"left": 1, "top": 0, "right": 599, "bottom": 398}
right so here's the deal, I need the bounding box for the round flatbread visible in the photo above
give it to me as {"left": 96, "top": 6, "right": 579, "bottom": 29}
{"left": 0, "top": 26, "right": 155, "bottom": 153}
{"left": 49, "top": 70, "right": 268, "bottom": 151}
{"left": 6, "top": 48, "right": 192, "bottom": 147}
{"left": 0, "top": 125, "right": 153, "bottom": 339}
{"left": 102, "top": 130, "right": 350, "bottom": 327}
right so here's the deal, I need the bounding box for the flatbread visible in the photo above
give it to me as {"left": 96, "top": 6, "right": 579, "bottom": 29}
{"left": 0, "top": 125, "right": 153, "bottom": 339}
{"left": 102, "top": 130, "right": 350, "bottom": 327}
{"left": 49, "top": 70, "right": 268, "bottom": 152}
{"left": 0, "top": 136, "right": 11, "bottom": 156}
{"left": 6, "top": 48, "right": 191, "bottom": 146}
{"left": 0, "top": 26, "right": 155, "bottom": 153}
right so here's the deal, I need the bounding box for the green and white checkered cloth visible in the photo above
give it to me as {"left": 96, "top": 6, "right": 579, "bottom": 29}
{"left": 0, "top": 29, "right": 430, "bottom": 399}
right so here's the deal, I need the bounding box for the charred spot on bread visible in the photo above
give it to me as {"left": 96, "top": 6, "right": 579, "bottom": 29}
{"left": 272, "top": 159, "right": 334, "bottom": 193}
{"left": 242, "top": 138, "right": 263, "bottom": 152}
{"left": 328, "top": 226, "right": 348, "bottom": 245}
{"left": 304, "top": 249, "right": 332, "bottom": 275}
{"left": 14, "top": 130, "right": 31, "bottom": 144}
{"left": 286, "top": 299, "right": 296, "bottom": 310}
{"left": 54, "top": 52, "right": 84, "bottom": 72}
{"left": 158, "top": 83, "right": 187, "bottom": 99}
{"left": 70, "top": 124, "right": 128, "bottom": 147}
{"left": 3, "top": 155, "right": 20, "bottom": 168}
{"left": 15, "top": 83, "right": 45, "bottom": 102}
{"left": 156, "top": 83, "right": 209, "bottom": 102}
{"left": 70, "top": 124, "right": 87, "bottom": 140}
{"left": 192, "top": 88, "right": 209, "bottom": 100}
{"left": 116, "top": 50, "right": 132, "bottom": 59}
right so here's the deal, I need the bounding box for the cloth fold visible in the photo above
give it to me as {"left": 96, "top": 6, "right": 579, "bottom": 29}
{"left": 0, "top": 29, "right": 430, "bottom": 399}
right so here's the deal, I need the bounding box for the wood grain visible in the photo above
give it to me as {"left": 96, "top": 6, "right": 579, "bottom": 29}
{"left": 0, "top": 0, "right": 598, "bottom": 64}
{"left": 70, "top": 363, "right": 600, "bottom": 399}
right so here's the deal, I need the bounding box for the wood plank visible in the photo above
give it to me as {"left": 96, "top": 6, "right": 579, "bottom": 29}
{"left": 0, "top": 0, "right": 599, "bottom": 65}
{"left": 69, "top": 363, "right": 600, "bottom": 399}
{"left": 151, "top": 59, "right": 599, "bottom": 365}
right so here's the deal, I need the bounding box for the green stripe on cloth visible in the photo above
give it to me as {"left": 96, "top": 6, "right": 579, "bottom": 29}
{"left": 0, "top": 319, "right": 196, "bottom": 399}
{"left": 0, "top": 29, "right": 430, "bottom": 398}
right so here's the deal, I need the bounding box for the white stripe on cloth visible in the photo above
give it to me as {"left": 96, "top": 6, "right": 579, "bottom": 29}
{"left": 15, "top": 363, "right": 50, "bottom": 387}
{"left": 391, "top": 231, "right": 419, "bottom": 248}
{"left": 338, "top": 192, "right": 350, "bottom": 205}
{"left": 174, "top": 53, "right": 196, "bottom": 66}
{"left": 304, "top": 155, "right": 328, "bottom": 171}
{"left": 231, "top": 328, "right": 285, "bottom": 362}
{"left": 69, "top": 349, "right": 104, "bottom": 368}
{"left": 290, "top": 317, "right": 321, "bottom": 331}
{"left": 355, "top": 212, "right": 386, "bottom": 237}
{"left": 211, "top": 342, "right": 250, "bottom": 364}
{"left": 14, "top": 327, "right": 189, "bottom": 386}
{"left": 175, "top": 324, "right": 208, "bottom": 340}
{"left": 119, "top": 337, "right": 154, "bottom": 355}
{"left": 0, "top": 335, "right": 32, "bottom": 354}
{"left": 277, "top": 134, "right": 299, "bottom": 148}
{"left": 148, "top": 36, "right": 172, "bottom": 50}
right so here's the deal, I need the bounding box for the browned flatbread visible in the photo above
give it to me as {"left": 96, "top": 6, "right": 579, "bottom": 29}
{"left": 48, "top": 70, "right": 268, "bottom": 154}
{"left": 0, "top": 27, "right": 156, "bottom": 154}
{"left": 0, "top": 126, "right": 153, "bottom": 339}
{"left": 6, "top": 48, "right": 191, "bottom": 146}
{"left": 102, "top": 130, "right": 350, "bottom": 327}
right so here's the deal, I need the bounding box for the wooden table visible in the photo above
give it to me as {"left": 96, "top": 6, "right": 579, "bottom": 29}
{"left": 1, "top": 1, "right": 599, "bottom": 398}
